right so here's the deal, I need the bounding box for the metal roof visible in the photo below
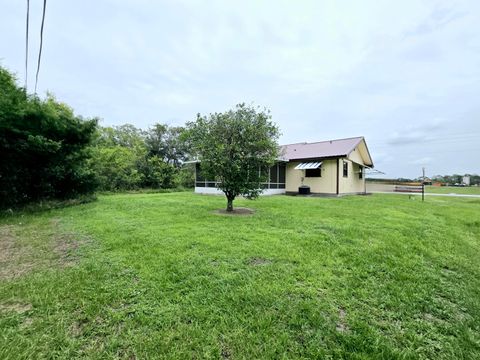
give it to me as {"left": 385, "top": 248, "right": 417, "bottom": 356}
{"left": 279, "top": 136, "right": 373, "bottom": 166}
{"left": 185, "top": 136, "right": 373, "bottom": 167}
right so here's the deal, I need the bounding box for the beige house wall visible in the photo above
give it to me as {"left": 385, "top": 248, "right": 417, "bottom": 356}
{"left": 284, "top": 141, "right": 369, "bottom": 195}
{"left": 348, "top": 147, "right": 363, "bottom": 164}
{"left": 338, "top": 159, "right": 365, "bottom": 194}
{"left": 286, "top": 159, "right": 337, "bottom": 194}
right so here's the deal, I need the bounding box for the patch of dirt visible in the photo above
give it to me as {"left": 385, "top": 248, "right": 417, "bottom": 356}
{"left": 53, "top": 232, "right": 86, "bottom": 268}
{"left": 0, "top": 225, "right": 16, "bottom": 258}
{"left": 0, "top": 225, "right": 36, "bottom": 280}
{"left": 0, "top": 219, "right": 90, "bottom": 280}
{"left": 0, "top": 302, "right": 32, "bottom": 314}
{"left": 20, "top": 317, "right": 34, "bottom": 329}
{"left": 0, "top": 227, "right": 15, "bottom": 273}
{"left": 336, "top": 308, "right": 349, "bottom": 333}
{"left": 221, "top": 346, "right": 232, "bottom": 359}
{"left": 116, "top": 349, "right": 137, "bottom": 360}
{"left": 247, "top": 257, "right": 272, "bottom": 266}
{"left": 70, "top": 320, "right": 86, "bottom": 337}
{"left": 219, "top": 336, "right": 232, "bottom": 359}
{"left": 214, "top": 207, "right": 255, "bottom": 216}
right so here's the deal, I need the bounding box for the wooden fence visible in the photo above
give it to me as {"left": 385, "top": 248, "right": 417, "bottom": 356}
{"left": 366, "top": 181, "right": 425, "bottom": 201}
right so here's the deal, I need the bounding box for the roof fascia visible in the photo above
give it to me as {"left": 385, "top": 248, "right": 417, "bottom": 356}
{"left": 346, "top": 137, "right": 374, "bottom": 167}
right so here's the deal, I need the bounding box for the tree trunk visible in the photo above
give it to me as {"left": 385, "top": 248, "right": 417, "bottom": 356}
{"left": 226, "top": 197, "right": 234, "bottom": 212}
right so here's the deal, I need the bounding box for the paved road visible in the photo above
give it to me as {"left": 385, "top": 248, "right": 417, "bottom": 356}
{"left": 371, "top": 191, "right": 480, "bottom": 198}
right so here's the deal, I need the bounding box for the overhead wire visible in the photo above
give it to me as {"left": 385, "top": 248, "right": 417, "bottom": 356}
{"left": 25, "top": 0, "right": 30, "bottom": 90}
{"left": 34, "top": 0, "right": 47, "bottom": 94}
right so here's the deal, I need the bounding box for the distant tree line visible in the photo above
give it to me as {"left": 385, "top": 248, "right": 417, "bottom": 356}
{"left": 367, "top": 174, "right": 480, "bottom": 186}
{"left": 430, "top": 174, "right": 480, "bottom": 186}
{"left": 0, "top": 65, "right": 193, "bottom": 208}
{"left": 91, "top": 123, "right": 193, "bottom": 192}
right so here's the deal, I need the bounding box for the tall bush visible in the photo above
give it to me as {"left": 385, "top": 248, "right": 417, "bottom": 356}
{"left": 0, "top": 66, "right": 98, "bottom": 208}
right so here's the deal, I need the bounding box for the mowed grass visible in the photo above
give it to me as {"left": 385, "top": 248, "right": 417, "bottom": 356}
{"left": 425, "top": 185, "right": 480, "bottom": 195}
{"left": 1, "top": 193, "right": 479, "bottom": 359}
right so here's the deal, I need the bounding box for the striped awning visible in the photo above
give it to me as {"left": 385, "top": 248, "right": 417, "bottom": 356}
{"left": 294, "top": 161, "right": 322, "bottom": 170}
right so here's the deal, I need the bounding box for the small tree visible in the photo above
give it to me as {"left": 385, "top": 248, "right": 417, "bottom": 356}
{"left": 187, "top": 103, "right": 280, "bottom": 212}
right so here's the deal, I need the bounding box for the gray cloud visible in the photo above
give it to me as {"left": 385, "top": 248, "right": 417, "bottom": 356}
{"left": 1, "top": 0, "right": 479, "bottom": 178}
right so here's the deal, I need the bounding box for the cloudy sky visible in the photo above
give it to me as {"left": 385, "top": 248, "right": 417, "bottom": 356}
{"left": 1, "top": 0, "right": 479, "bottom": 178}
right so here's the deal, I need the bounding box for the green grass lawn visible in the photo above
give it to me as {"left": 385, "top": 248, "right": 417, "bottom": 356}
{"left": 425, "top": 185, "right": 480, "bottom": 195}
{"left": 1, "top": 193, "right": 479, "bottom": 359}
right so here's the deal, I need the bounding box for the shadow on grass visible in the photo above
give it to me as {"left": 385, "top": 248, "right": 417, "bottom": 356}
{"left": 0, "top": 194, "right": 97, "bottom": 218}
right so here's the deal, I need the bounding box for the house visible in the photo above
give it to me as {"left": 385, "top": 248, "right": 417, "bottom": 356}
{"left": 194, "top": 136, "right": 374, "bottom": 196}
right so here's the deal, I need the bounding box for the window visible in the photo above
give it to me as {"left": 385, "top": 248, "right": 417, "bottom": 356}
{"left": 305, "top": 168, "right": 321, "bottom": 177}
{"left": 359, "top": 165, "right": 363, "bottom": 179}
{"left": 269, "top": 164, "right": 278, "bottom": 183}
{"left": 343, "top": 161, "right": 348, "bottom": 177}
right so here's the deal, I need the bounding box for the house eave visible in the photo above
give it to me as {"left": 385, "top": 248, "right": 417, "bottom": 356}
{"left": 286, "top": 155, "right": 347, "bottom": 163}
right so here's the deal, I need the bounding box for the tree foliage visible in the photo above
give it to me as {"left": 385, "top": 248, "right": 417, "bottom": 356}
{"left": 91, "top": 123, "right": 193, "bottom": 191}
{"left": 145, "top": 124, "right": 189, "bottom": 166}
{"left": 0, "top": 66, "right": 97, "bottom": 208}
{"left": 187, "top": 103, "right": 280, "bottom": 211}
{"left": 89, "top": 146, "right": 143, "bottom": 191}
{"left": 94, "top": 124, "right": 146, "bottom": 150}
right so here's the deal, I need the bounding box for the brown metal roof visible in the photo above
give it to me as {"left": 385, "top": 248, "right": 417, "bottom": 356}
{"left": 280, "top": 136, "right": 369, "bottom": 162}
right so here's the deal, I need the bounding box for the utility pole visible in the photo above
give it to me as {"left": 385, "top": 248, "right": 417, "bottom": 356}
{"left": 422, "top": 167, "right": 425, "bottom": 202}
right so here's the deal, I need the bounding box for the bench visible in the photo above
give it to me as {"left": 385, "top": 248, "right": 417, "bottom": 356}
{"left": 394, "top": 185, "right": 423, "bottom": 193}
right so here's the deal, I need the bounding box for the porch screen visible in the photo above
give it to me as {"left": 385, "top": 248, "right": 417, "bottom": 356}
{"left": 195, "top": 162, "right": 286, "bottom": 190}
{"left": 195, "top": 163, "right": 217, "bottom": 188}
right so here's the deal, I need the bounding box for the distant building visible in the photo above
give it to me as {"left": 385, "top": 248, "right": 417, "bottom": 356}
{"left": 463, "top": 176, "right": 470, "bottom": 186}
{"left": 422, "top": 177, "right": 432, "bottom": 185}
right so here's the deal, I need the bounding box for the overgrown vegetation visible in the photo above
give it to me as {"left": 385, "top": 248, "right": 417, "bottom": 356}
{"left": 0, "top": 193, "right": 479, "bottom": 358}
{"left": 0, "top": 67, "right": 97, "bottom": 208}
{"left": 0, "top": 66, "right": 194, "bottom": 209}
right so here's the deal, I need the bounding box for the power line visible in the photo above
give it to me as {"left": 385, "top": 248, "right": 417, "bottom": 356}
{"left": 25, "top": 0, "right": 30, "bottom": 90}
{"left": 34, "top": 0, "right": 47, "bottom": 94}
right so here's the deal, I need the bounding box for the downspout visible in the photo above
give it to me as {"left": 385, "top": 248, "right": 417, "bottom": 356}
{"left": 336, "top": 158, "right": 339, "bottom": 195}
